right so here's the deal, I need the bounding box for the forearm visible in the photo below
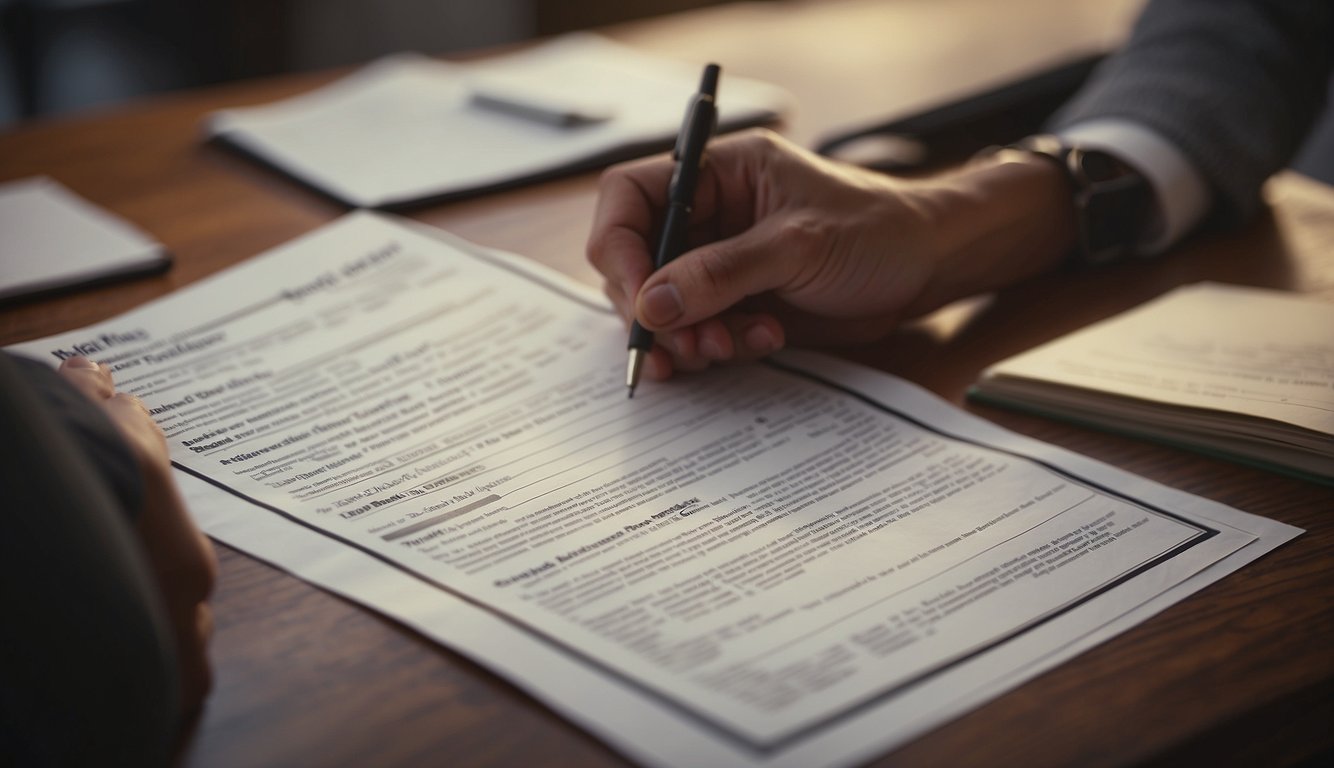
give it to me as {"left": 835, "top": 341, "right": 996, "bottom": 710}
{"left": 908, "top": 151, "right": 1075, "bottom": 316}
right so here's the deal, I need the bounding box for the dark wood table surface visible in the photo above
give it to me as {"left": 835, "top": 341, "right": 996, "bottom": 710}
{"left": 2, "top": 1, "right": 1330, "bottom": 765}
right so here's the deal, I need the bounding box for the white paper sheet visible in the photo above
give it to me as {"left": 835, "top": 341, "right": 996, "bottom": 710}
{"left": 0, "top": 177, "right": 169, "bottom": 302}
{"left": 8, "top": 214, "right": 1301, "bottom": 767}
{"left": 205, "top": 34, "right": 791, "bottom": 207}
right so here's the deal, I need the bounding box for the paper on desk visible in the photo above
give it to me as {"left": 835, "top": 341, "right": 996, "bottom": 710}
{"left": 0, "top": 177, "right": 169, "bottom": 303}
{"left": 205, "top": 34, "right": 790, "bottom": 208}
{"left": 974, "top": 282, "right": 1334, "bottom": 480}
{"left": 981, "top": 282, "right": 1334, "bottom": 436}
{"left": 8, "top": 214, "right": 1300, "bottom": 767}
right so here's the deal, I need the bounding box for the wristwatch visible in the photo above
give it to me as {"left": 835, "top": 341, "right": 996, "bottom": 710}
{"left": 1007, "top": 134, "right": 1153, "bottom": 267}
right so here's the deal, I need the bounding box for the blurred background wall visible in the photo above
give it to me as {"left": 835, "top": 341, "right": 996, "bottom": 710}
{"left": 0, "top": 0, "right": 723, "bottom": 125}
{"left": 0, "top": 0, "right": 1328, "bottom": 184}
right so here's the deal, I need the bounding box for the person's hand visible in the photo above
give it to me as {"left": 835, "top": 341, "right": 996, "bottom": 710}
{"left": 58, "top": 357, "right": 217, "bottom": 715}
{"left": 587, "top": 129, "right": 1074, "bottom": 380}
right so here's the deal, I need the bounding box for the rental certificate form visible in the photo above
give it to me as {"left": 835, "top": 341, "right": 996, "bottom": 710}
{"left": 9, "top": 212, "right": 1299, "bottom": 768}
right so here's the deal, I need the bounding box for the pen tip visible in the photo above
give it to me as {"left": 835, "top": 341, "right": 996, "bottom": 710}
{"left": 627, "top": 386, "right": 636, "bottom": 399}
{"left": 626, "top": 348, "right": 645, "bottom": 399}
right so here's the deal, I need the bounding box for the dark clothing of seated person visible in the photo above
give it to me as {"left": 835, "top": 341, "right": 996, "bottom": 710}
{"left": 0, "top": 352, "right": 215, "bottom": 767}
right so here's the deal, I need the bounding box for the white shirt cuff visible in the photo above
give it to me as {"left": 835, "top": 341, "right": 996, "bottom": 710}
{"left": 1058, "top": 119, "right": 1212, "bottom": 254}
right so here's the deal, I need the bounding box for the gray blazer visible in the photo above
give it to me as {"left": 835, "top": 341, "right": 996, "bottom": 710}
{"left": 1054, "top": 0, "right": 1334, "bottom": 222}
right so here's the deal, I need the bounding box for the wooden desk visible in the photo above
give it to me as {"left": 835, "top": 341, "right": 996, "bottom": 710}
{"left": 2, "top": 1, "right": 1330, "bottom": 765}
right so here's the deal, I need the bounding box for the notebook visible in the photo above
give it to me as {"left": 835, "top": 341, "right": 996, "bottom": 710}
{"left": 970, "top": 282, "right": 1334, "bottom": 484}
{"left": 205, "top": 34, "right": 791, "bottom": 208}
{"left": 0, "top": 177, "right": 170, "bottom": 304}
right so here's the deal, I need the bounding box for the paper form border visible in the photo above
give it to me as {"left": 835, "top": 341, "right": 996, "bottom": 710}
{"left": 159, "top": 225, "right": 1222, "bottom": 753}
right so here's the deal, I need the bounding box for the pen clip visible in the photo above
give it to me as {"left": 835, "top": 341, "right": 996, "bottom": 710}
{"left": 672, "top": 93, "right": 717, "bottom": 164}
{"left": 673, "top": 63, "right": 719, "bottom": 163}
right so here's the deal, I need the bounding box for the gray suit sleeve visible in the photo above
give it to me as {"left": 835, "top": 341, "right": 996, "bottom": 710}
{"left": 1052, "top": 0, "right": 1334, "bottom": 223}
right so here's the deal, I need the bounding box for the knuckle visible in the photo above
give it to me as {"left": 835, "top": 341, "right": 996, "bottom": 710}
{"left": 174, "top": 532, "right": 219, "bottom": 605}
{"left": 731, "top": 127, "right": 792, "bottom": 166}
{"left": 692, "top": 251, "right": 739, "bottom": 297}
{"left": 602, "top": 283, "right": 632, "bottom": 321}
{"left": 776, "top": 212, "right": 828, "bottom": 250}
{"left": 736, "top": 126, "right": 779, "bottom": 152}
{"left": 92, "top": 378, "right": 116, "bottom": 399}
{"left": 587, "top": 228, "right": 630, "bottom": 271}
{"left": 596, "top": 163, "right": 630, "bottom": 191}
{"left": 585, "top": 235, "right": 608, "bottom": 266}
{"left": 197, "top": 546, "right": 219, "bottom": 600}
{"left": 178, "top": 552, "right": 218, "bottom": 606}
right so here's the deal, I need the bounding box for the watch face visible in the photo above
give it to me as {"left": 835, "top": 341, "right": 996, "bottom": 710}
{"left": 1077, "top": 148, "right": 1138, "bottom": 183}
{"left": 1008, "top": 135, "right": 1152, "bottom": 265}
{"left": 1078, "top": 153, "right": 1152, "bottom": 265}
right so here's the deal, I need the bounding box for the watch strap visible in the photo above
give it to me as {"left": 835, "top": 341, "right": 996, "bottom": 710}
{"left": 1009, "top": 134, "right": 1152, "bottom": 266}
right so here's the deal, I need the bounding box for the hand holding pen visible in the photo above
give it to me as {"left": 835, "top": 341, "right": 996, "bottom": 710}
{"left": 591, "top": 74, "right": 1044, "bottom": 388}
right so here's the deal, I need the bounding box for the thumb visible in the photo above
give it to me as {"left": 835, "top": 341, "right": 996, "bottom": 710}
{"left": 634, "top": 221, "right": 797, "bottom": 331}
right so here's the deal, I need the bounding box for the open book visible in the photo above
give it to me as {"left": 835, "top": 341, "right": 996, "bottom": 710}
{"left": 971, "top": 282, "right": 1334, "bottom": 484}
{"left": 204, "top": 34, "right": 790, "bottom": 208}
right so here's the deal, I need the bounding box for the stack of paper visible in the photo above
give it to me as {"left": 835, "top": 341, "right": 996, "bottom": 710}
{"left": 972, "top": 282, "right": 1334, "bottom": 484}
{"left": 205, "top": 34, "right": 791, "bottom": 208}
{"left": 0, "top": 177, "right": 170, "bottom": 304}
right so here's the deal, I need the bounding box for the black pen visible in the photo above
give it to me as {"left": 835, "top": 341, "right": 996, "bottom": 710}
{"left": 626, "top": 63, "right": 720, "bottom": 398}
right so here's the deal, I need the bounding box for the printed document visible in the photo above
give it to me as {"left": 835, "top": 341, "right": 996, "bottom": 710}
{"left": 9, "top": 214, "right": 1300, "bottom": 767}
{"left": 206, "top": 34, "right": 790, "bottom": 207}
